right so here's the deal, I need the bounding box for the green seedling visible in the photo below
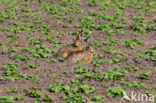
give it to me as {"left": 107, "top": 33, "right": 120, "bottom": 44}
{"left": 27, "top": 89, "right": 43, "bottom": 98}
{"left": 138, "top": 71, "right": 152, "bottom": 79}
{"left": 27, "top": 74, "right": 40, "bottom": 82}
{"left": 49, "top": 82, "right": 67, "bottom": 93}
{"left": 0, "top": 96, "right": 14, "bottom": 103}
{"left": 119, "top": 81, "right": 147, "bottom": 88}
{"left": 123, "top": 37, "right": 142, "bottom": 49}
{"left": 48, "top": 36, "right": 63, "bottom": 44}
{"left": 80, "top": 15, "right": 95, "bottom": 30}
{"left": 28, "top": 38, "right": 42, "bottom": 45}
{"left": 31, "top": 45, "right": 52, "bottom": 58}
{"left": 70, "top": 79, "right": 83, "bottom": 85}
{"left": 91, "top": 93, "right": 105, "bottom": 102}
{"left": 0, "top": 10, "right": 6, "bottom": 22}
{"left": 39, "top": 24, "right": 52, "bottom": 35}
{"left": 7, "top": 88, "right": 18, "bottom": 93}
{"left": 40, "top": 94, "right": 54, "bottom": 102}
{"left": 107, "top": 86, "right": 125, "bottom": 98}
{"left": 123, "top": 65, "right": 139, "bottom": 71}
{"left": 87, "top": 0, "right": 99, "bottom": 6}
{"left": 28, "top": 63, "right": 41, "bottom": 69}
{"left": 2, "top": 62, "right": 27, "bottom": 81}
{"left": 15, "top": 94, "right": 26, "bottom": 101}
{"left": 48, "top": 58, "right": 57, "bottom": 63}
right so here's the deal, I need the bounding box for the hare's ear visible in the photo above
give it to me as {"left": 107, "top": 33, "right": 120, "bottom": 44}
{"left": 84, "top": 36, "right": 91, "bottom": 43}
{"left": 76, "top": 34, "right": 81, "bottom": 40}
{"left": 80, "top": 31, "right": 83, "bottom": 36}
{"left": 88, "top": 44, "right": 94, "bottom": 52}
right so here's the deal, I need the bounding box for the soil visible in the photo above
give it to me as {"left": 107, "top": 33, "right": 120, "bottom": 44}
{"left": 0, "top": 0, "right": 156, "bottom": 103}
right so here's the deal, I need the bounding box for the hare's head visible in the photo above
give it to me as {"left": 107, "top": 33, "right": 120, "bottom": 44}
{"left": 74, "top": 35, "right": 81, "bottom": 47}
{"left": 86, "top": 45, "right": 94, "bottom": 53}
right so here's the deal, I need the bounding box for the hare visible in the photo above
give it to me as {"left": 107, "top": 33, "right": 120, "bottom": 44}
{"left": 56, "top": 34, "right": 83, "bottom": 58}
{"left": 65, "top": 45, "right": 94, "bottom": 63}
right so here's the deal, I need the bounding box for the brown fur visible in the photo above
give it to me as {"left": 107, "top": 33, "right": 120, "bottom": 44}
{"left": 56, "top": 35, "right": 83, "bottom": 58}
{"left": 66, "top": 46, "right": 94, "bottom": 63}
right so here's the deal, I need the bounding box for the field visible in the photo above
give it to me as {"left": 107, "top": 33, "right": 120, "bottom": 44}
{"left": 0, "top": 0, "right": 156, "bottom": 103}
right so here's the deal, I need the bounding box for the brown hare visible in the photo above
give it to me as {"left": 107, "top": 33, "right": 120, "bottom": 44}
{"left": 66, "top": 45, "right": 94, "bottom": 63}
{"left": 56, "top": 34, "right": 83, "bottom": 58}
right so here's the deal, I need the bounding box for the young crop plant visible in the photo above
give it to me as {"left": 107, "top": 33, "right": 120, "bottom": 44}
{"left": 93, "top": 40, "right": 103, "bottom": 49}
{"left": 75, "top": 66, "right": 126, "bottom": 81}
{"left": 39, "top": 24, "right": 53, "bottom": 35}
{"left": 115, "top": 8, "right": 125, "bottom": 16}
{"left": 113, "top": 67, "right": 129, "bottom": 74}
{"left": 1, "top": 62, "right": 27, "bottom": 81}
{"left": 0, "top": 96, "right": 14, "bottom": 103}
{"left": 40, "top": 94, "right": 54, "bottom": 102}
{"left": 24, "top": 11, "right": 42, "bottom": 20}
{"left": 48, "top": 58, "right": 57, "bottom": 63}
{"left": 0, "top": 10, "right": 6, "bottom": 22}
{"left": 145, "top": 92, "right": 156, "bottom": 97}
{"left": 138, "top": 71, "right": 152, "bottom": 79}
{"left": 93, "top": 59, "right": 106, "bottom": 67}
{"left": 69, "top": 16, "right": 75, "bottom": 23}
{"left": 78, "top": 84, "right": 95, "bottom": 94}
{"left": 15, "top": 94, "right": 26, "bottom": 101}
{"left": 146, "top": 24, "right": 156, "bottom": 31}
{"left": 51, "top": 72, "right": 68, "bottom": 80}
{"left": 143, "top": 45, "right": 156, "bottom": 62}
{"left": 81, "top": 28, "right": 92, "bottom": 37}
{"left": 96, "top": 13, "right": 118, "bottom": 21}
{"left": 27, "top": 74, "right": 40, "bottom": 82}
{"left": 61, "top": 84, "right": 94, "bottom": 102}
{"left": 87, "top": 0, "right": 99, "bottom": 6}
{"left": 119, "top": 81, "right": 147, "bottom": 88}
{"left": 134, "top": 15, "right": 147, "bottom": 23}
{"left": 28, "top": 37, "right": 42, "bottom": 45}
{"left": 63, "top": 93, "right": 86, "bottom": 103}
{"left": 107, "top": 86, "right": 126, "bottom": 98}
{"left": 109, "top": 58, "right": 121, "bottom": 64}
{"left": 7, "top": 34, "right": 18, "bottom": 44}
{"left": 14, "top": 54, "right": 29, "bottom": 61}
{"left": 96, "top": 22, "right": 115, "bottom": 36}
{"left": 1, "top": 45, "right": 16, "bottom": 54}
{"left": 63, "top": 24, "right": 71, "bottom": 28}
{"left": 123, "top": 65, "right": 139, "bottom": 71}
{"left": 102, "top": 68, "right": 124, "bottom": 81}
{"left": 21, "top": 2, "right": 31, "bottom": 13}
{"left": 103, "top": 39, "right": 119, "bottom": 46}
{"left": 123, "top": 37, "right": 142, "bottom": 49}
{"left": 132, "top": 23, "right": 147, "bottom": 35}
{"left": 70, "top": 79, "right": 83, "bottom": 85}
{"left": 80, "top": 15, "right": 95, "bottom": 30}
{"left": 42, "top": 4, "right": 66, "bottom": 20}
{"left": 47, "top": 35, "right": 63, "bottom": 44}
{"left": 31, "top": 45, "right": 52, "bottom": 58}
{"left": 5, "top": 4, "right": 19, "bottom": 19}
{"left": 61, "top": 0, "right": 81, "bottom": 6}
{"left": 49, "top": 82, "right": 67, "bottom": 93}
{"left": 27, "top": 89, "right": 43, "bottom": 98}
{"left": 91, "top": 93, "right": 105, "bottom": 102}
{"left": 144, "top": 45, "right": 156, "bottom": 56}
{"left": 21, "top": 7, "right": 31, "bottom": 13}
{"left": 7, "top": 88, "right": 19, "bottom": 93}
{"left": 33, "top": 100, "right": 40, "bottom": 103}
{"left": 56, "top": 32, "right": 63, "bottom": 35}
{"left": 75, "top": 66, "right": 89, "bottom": 74}
{"left": 28, "top": 63, "right": 41, "bottom": 69}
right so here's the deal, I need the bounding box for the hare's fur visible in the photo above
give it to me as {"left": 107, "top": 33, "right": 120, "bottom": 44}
{"left": 57, "top": 35, "right": 83, "bottom": 58}
{"left": 66, "top": 46, "right": 94, "bottom": 63}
